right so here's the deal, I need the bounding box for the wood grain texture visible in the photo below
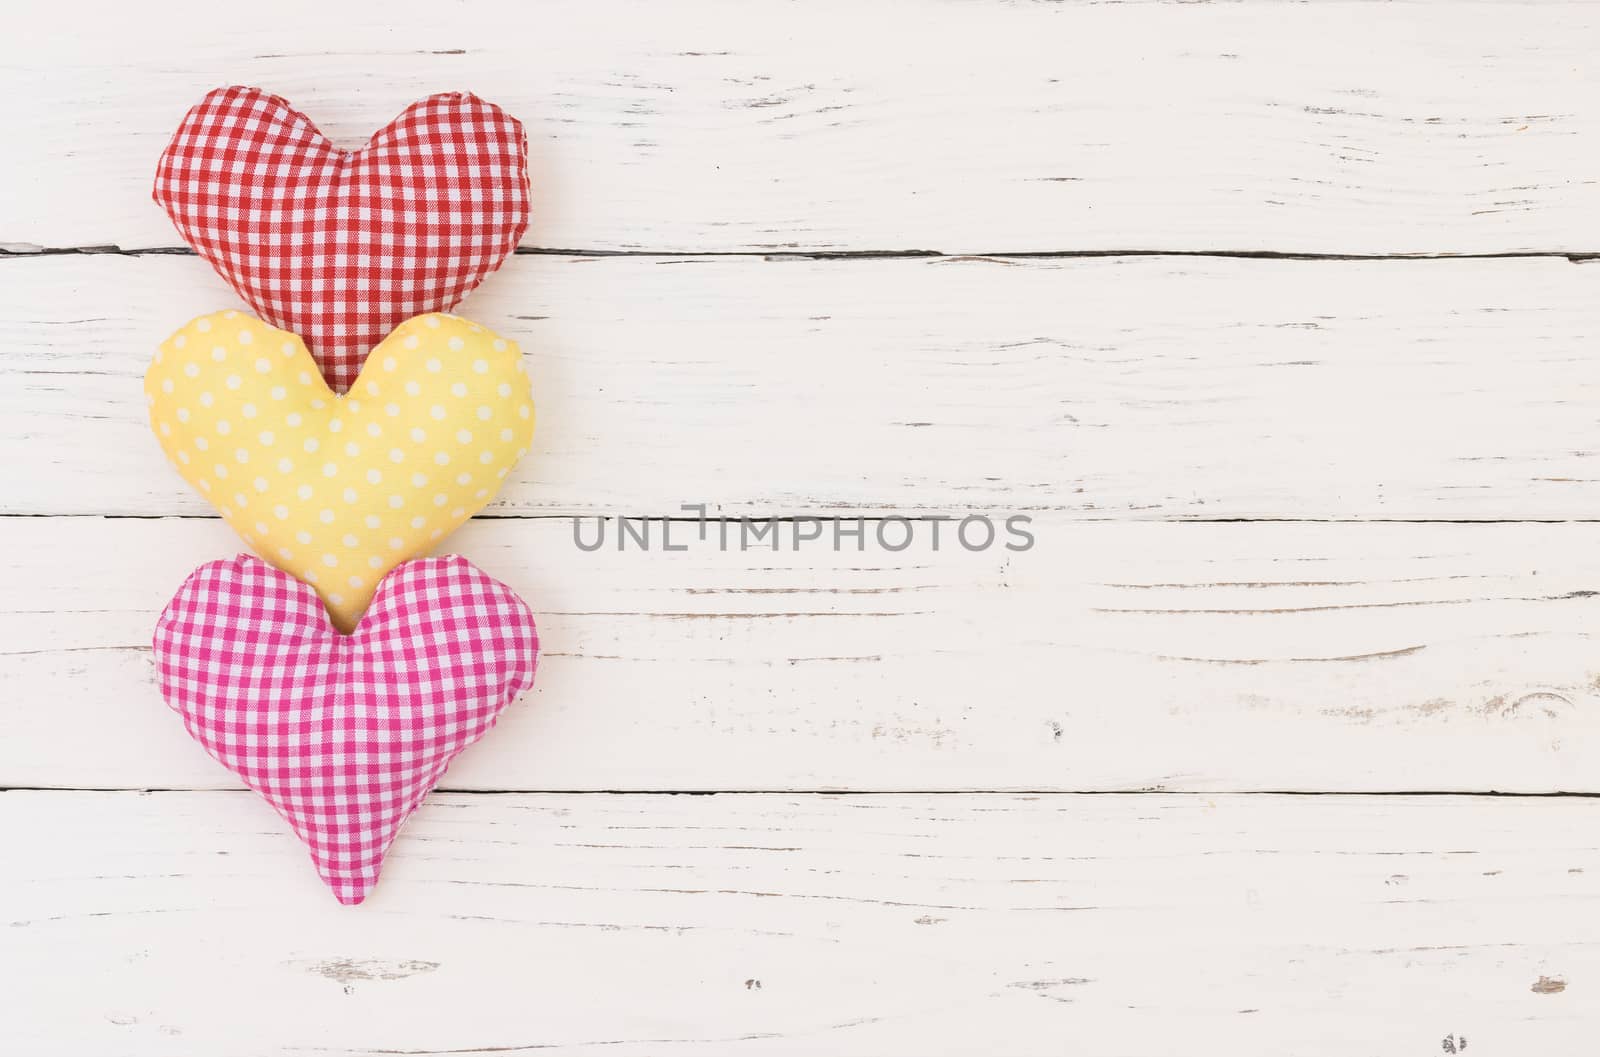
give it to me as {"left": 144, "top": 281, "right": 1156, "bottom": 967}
{"left": 3, "top": 790, "right": 1594, "bottom": 1056}
{"left": 6, "top": 1, "right": 1599, "bottom": 1045}
{"left": 5, "top": 253, "right": 1600, "bottom": 520}
{"left": 6, "top": 516, "right": 1599, "bottom": 793}
{"left": 2, "top": 0, "right": 1597, "bottom": 254}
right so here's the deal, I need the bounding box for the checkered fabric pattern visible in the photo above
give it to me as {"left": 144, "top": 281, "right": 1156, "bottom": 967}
{"left": 153, "top": 554, "right": 539, "bottom": 905}
{"left": 153, "top": 86, "right": 530, "bottom": 393}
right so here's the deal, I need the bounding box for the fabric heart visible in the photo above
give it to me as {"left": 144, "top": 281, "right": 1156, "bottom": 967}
{"left": 154, "top": 86, "right": 531, "bottom": 392}
{"left": 153, "top": 554, "right": 539, "bottom": 904}
{"left": 145, "top": 309, "right": 534, "bottom": 631}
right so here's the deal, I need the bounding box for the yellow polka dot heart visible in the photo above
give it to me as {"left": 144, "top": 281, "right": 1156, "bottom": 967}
{"left": 145, "top": 310, "right": 534, "bottom": 631}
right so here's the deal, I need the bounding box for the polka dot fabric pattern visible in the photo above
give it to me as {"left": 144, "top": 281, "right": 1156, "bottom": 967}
{"left": 153, "top": 554, "right": 539, "bottom": 904}
{"left": 144, "top": 309, "right": 535, "bottom": 631}
{"left": 153, "top": 86, "right": 531, "bottom": 392}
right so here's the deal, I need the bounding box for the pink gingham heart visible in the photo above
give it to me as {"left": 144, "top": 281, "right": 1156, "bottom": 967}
{"left": 152, "top": 554, "right": 538, "bottom": 904}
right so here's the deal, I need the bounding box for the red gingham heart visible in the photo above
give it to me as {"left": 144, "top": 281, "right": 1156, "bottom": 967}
{"left": 152, "top": 554, "right": 539, "bottom": 904}
{"left": 153, "top": 86, "right": 531, "bottom": 392}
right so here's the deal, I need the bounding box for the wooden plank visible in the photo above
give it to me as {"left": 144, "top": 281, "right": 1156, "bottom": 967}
{"left": 5, "top": 253, "right": 1600, "bottom": 520}
{"left": 2, "top": 0, "right": 1596, "bottom": 254}
{"left": 5, "top": 515, "right": 1600, "bottom": 793}
{"left": 3, "top": 790, "right": 1594, "bottom": 1055}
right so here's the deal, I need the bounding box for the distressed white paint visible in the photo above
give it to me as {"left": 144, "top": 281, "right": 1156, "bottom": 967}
{"left": 1, "top": 0, "right": 1597, "bottom": 254}
{"left": 4, "top": 254, "right": 1600, "bottom": 519}
{"left": 3, "top": 516, "right": 1599, "bottom": 793}
{"left": 4, "top": 0, "right": 1598, "bottom": 1048}
{"left": 2, "top": 791, "right": 1594, "bottom": 1056}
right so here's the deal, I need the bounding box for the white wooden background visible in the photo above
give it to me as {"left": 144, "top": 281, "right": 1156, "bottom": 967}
{"left": 3, "top": 1, "right": 1598, "bottom": 1053}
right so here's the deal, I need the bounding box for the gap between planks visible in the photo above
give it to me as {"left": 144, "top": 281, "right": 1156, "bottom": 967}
{"left": 3, "top": 245, "right": 1599, "bottom": 263}
{"left": 14, "top": 514, "right": 1600, "bottom": 525}
{"left": 7, "top": 787, "right": 1600, "bottom": 798}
